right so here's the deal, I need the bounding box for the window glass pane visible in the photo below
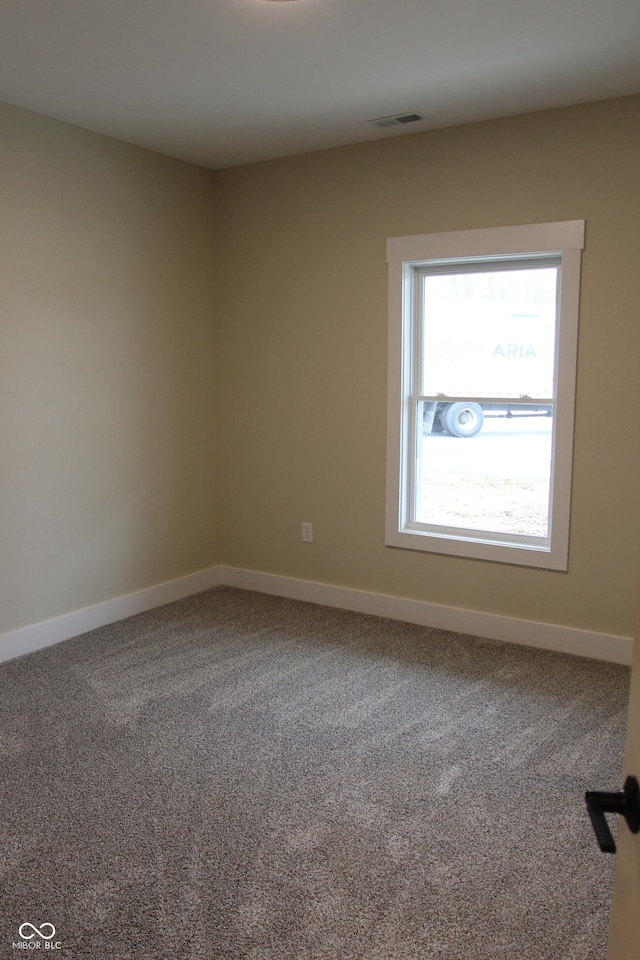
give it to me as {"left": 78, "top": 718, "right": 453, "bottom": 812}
{"left": 417, "top": 402, "right": 553, "bottom": 538}
{"left": 421, "top": 266, "right": 557, "bottom": 399}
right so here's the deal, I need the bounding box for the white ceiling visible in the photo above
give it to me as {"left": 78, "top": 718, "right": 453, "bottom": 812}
{"left": 1, "top": 0, "right": 639, "bottom": 170}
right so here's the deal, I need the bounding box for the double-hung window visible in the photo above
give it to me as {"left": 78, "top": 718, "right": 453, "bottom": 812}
{"left": 386, "top": 221, "right": 584, "bottom": 570}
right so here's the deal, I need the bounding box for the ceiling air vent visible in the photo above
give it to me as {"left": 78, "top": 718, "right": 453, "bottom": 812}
{"left": 368, "top": 112, "right": 424, "bottom": 129}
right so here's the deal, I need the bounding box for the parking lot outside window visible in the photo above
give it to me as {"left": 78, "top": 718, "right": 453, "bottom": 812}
{"left": 386, "top": 221, "right": 585, "bottom": 570}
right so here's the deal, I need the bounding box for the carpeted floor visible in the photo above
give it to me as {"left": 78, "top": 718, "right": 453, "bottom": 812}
{"left": 0, "top": 587, "right": 631, "bottom": 959}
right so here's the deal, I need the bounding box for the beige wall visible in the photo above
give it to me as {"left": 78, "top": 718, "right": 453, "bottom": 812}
{"left": 2, "top": 95, "right": 639, "bottom": 647}
{"left": 215, "top": 96, "right": 640, "bottom": 643}
{"left": 0, "top": 103, "right": 220, "bottom": 634}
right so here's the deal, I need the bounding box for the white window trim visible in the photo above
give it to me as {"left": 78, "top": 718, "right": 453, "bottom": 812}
{"left": 386, "top": 220, "right": 585, "bottom": 570}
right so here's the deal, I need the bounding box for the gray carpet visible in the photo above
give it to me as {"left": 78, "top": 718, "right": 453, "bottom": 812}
{"left": 0, "top": 586, "right": 630, "bottom": 959}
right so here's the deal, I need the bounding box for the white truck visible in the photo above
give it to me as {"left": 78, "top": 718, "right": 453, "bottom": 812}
{"left": 425, "top": 398, "right": 553, "bottom": 438}
{"left": 422, "top": 305, "right": 555, "bottom": 438}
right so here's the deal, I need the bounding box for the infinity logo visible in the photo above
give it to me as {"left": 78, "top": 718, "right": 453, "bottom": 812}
{"left": 18, "top": 923, "right": 56, "bottom": 940}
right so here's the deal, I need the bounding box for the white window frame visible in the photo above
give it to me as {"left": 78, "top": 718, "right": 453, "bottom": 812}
{"left": 386, "top": 220, "right": 585, "bottom": 570}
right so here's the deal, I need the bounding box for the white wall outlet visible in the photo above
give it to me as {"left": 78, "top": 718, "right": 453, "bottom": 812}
{"left": 301, "top": 522, "right": 313, "bottom": 543}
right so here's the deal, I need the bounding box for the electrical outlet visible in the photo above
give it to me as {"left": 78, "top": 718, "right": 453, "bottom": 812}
{"left": 301, "top": 522, "right": 313, "bottom": 543}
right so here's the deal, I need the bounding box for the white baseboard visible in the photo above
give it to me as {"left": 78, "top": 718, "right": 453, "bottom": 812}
{"left": 0, "top": 563, "right": 633, "bottom": 666}
{"left": 0, "top": 566, "right": 224, "bottom": 665}
{"left": 219, "top": 566, "right": 634, "bottom": 666}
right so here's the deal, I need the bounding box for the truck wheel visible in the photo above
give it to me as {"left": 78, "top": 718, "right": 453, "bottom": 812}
{"left": 441, "top": 402, "right": 484, "bottom": 438}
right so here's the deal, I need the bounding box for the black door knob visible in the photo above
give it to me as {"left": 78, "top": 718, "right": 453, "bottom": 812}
{"left": 585, "top": 775, "right": 640, "bottom": 853}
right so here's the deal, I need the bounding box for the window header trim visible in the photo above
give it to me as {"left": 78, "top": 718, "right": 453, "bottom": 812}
{"left": 387, "top": 220, "right": 585, "bottom": 265}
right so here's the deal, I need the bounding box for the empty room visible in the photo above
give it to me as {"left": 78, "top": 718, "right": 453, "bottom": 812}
{"left": 1, "top": 2, "right": 640, "bottom": 958}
